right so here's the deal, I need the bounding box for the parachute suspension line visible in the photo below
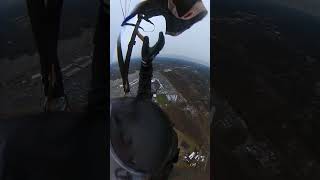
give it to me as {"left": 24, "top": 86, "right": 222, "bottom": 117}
{"left": 119, "top": 0, "right": 125, "bottom": 20}
{"left": 125, "top": 0, "right": 132, "bottom": 19}
{"left": 141, "top": 23, "right": 156, "bottom": 33}
{"left": 128, "top": 0, "right": 131, "bottom": 16}
{"left": 124, "top": 0, "right": 127, "bottom": 17}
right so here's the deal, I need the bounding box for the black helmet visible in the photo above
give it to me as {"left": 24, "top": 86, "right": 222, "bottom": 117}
{"left": 110, "top": 97, "right": 179, "bottom": 180}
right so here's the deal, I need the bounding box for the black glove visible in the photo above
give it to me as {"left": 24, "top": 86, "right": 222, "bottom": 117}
{"left": 141, "top": 32, "right": 165, "bottom": 66}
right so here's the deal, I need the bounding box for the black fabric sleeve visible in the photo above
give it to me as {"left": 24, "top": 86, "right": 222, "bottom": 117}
{"left": 136, "top": 62, "right": 153, "bottom": 100}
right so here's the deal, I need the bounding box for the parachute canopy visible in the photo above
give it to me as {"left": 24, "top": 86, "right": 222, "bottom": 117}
{"left": 122, "top": 0, "right": 208, "bottom": 36}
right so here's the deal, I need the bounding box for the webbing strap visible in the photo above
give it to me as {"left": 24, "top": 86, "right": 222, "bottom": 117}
{"left": 116, "top": 14, "right": 144, "bottom": 94}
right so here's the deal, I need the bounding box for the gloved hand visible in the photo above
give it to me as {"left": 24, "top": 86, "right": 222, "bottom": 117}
{"left": 141, "top": 32, "right": 165, "bottom": 66}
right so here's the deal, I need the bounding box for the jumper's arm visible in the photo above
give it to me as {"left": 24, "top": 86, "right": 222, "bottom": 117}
{"left": 136, "top": 32, "right": 165, "bottom": 100}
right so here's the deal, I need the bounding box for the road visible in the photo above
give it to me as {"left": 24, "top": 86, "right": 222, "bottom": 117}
{"left": 0, "top": 28, "right": 94, "bottom": 115}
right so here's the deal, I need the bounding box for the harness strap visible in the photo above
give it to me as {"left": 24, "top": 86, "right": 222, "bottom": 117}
{"left": 117, "top": 13, "right": 157, "bottom": 94}
{"left": 117, "top": 14, "right": 144, "bottom": 94}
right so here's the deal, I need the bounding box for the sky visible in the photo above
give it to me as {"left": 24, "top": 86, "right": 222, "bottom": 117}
{"left": 110, "top": 0, "right": 211, "bottom": 66}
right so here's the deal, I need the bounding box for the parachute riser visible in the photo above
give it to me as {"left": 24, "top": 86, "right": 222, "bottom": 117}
{"left": 117, "top": 14, "right": 145, "bottom": 94}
